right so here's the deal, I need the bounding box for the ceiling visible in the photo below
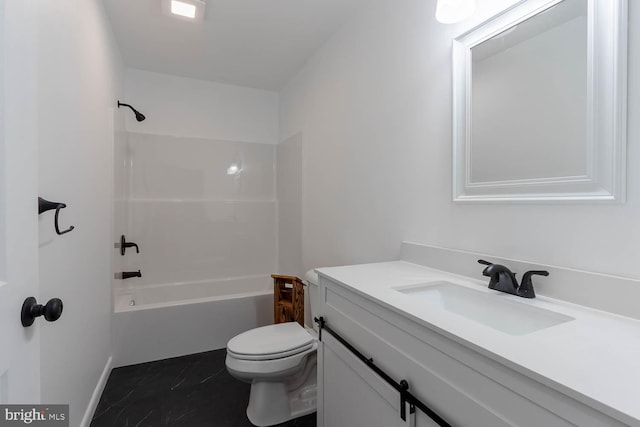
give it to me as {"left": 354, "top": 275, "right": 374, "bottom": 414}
{"left": 103, "top": 0, "right": 366, "bottom": 91}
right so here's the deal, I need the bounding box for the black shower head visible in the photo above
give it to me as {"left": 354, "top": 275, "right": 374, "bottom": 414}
{"left": 117, "top": 101, "right": 146, "bottom": 122}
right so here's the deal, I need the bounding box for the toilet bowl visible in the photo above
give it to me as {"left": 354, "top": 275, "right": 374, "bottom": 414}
{"left": 225, "top": 270, "right": 320, "bottom": 427}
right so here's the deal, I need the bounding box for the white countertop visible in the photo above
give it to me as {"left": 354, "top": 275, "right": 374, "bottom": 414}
{"left": 316, "top": 261, "right": 640, "bottom": 426}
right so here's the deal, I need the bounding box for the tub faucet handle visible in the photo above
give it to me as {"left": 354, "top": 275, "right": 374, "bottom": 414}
{"left": 120, "top": 235, "right": 140, "bottom": 256}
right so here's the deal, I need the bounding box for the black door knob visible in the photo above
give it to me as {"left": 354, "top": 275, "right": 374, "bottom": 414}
{"left": 21, "top": 297, "right": 63, "bottom": 327}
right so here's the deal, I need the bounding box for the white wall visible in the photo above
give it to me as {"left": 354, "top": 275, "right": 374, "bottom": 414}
{"left": 277, "top": 133, "right": 303, "bottom": 277}
{"left": 279, "top": 0, "right": 640, "bottom": 303}
{"left": 36, "top": 0, "right": 123, "bottom": 424}
{"left": 0, "top": 0, "right": 5, "bottom": 280}
{"left": 124, "top": 68, "right": 279, "bottom": 143}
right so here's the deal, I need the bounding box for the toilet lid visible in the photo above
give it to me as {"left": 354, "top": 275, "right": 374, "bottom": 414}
{"left": 227, "top": 322, "right": 314, "bottom": 359}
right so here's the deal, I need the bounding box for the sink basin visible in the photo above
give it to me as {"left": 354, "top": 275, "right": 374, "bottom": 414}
{"left": 394, "top": 281, "right": 574, "bottom": 335}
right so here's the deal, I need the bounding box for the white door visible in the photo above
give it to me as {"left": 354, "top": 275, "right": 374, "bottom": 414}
{"left": 0, "top": 0, "right": 42, "bottom": 403}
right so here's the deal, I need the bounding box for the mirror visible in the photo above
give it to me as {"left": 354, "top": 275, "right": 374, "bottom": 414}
{"left": 453, "top": 0, "right": 627, "bottom": 202}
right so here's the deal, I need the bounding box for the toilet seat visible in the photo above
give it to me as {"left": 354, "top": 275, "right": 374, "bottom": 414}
{"left": 227, "top": 342, "right": 314, "bottom": 361}
{"left": 226, "top": 343, "right": 317, "bottom": 379}
{"left": 227, "top": 322, "right": 314, "bottom": 361}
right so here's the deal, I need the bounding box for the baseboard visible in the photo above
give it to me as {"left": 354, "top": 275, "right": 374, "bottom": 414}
{"left": 79, "top": 356, "right": 113, "bottom": 427}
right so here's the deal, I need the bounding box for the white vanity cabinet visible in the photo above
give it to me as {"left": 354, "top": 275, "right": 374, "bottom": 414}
{"left": 320, "top": 332, "right": 419, "bottom": 427}
{"left": 316, "top": 274, "right": 632, "bottom": 427}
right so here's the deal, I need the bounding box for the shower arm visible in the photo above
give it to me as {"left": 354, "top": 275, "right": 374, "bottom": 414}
{"left": 117, "top": 100, "right": 146, "bottom": 122}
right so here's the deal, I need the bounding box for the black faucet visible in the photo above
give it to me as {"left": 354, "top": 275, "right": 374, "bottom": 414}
{"left": 120, "top": 270, "right": 142, "bottom": 280}
{"left": 120, "top": 235, "right": 140, "bottom": 256}
{"left": 478, "top": 260, "right": 519, "bottom": 295}
{"left": 478, "top": 260, "right": 548, "bottom": 299}
{"left": 517, "top": 270, "right": 549, "bottom": 298}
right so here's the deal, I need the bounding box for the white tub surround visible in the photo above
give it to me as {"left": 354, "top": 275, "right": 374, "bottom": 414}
{"left": 277, "top": 133, "right": 303, "bottom": 278}
{"left": 112, "top": 130, "right": 278, "bottom": 366}
{"left": 116, "top": 133, "right": 277, "bottom": 287}
{"left": 316, "top": 254, "right": 640, "bottom": 426}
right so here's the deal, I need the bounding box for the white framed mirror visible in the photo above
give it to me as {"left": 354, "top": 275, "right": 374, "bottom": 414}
{"left": 452, "top": 0, "right": 627, "bottom": 202}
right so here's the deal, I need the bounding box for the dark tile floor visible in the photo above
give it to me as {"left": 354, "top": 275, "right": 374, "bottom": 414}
{"left": 91, "top": 349, "right": 316, "bottom": 427}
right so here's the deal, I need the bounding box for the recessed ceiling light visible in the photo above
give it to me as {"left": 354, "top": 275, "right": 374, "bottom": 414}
{"left": 162, "top": 0, "right": 206, "bottom": 22}
{"left": 171, "top": 1, "right": 196, "bottom": 18}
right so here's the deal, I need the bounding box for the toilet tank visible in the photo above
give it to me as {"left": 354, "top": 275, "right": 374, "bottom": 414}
{"left": 304, "top": 269, "right": 319, "bottom": 331}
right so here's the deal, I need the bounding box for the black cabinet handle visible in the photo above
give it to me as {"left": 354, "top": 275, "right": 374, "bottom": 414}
{"left": 21, "top": 297, "right": 63, "bottom": 327}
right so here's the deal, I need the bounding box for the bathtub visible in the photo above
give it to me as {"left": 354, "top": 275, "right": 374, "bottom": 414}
{"left": 112, "top": 275, "right": 273, "bottom": 367}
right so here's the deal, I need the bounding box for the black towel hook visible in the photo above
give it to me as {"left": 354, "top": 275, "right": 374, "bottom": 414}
{"left": 38, "top": 197, "right": 75, "bottom": 235}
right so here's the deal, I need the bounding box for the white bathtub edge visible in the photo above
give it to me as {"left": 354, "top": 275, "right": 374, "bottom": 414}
{"left": 79, "top": 355, "right": 113, "bottom": 427}
{"left": 114, "top": 289, "right": 273, "bottom": 313}
{"left": 114, "top": 273, "right": 271, "bottom": 292}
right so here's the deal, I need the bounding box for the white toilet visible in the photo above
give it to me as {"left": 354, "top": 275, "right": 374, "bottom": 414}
{"left": 226, "top": 270, "right": 320, "bottom": 427}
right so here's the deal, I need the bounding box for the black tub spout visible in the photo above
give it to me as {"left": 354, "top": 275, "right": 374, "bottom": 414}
{"left": 119, "top": 270, "right": 142, "bottom": 280}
